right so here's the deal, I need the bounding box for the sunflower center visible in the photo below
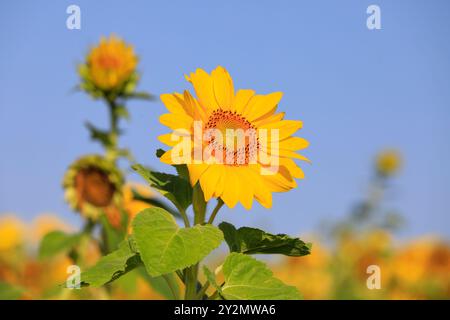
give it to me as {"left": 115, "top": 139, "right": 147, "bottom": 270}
{"left": 75, "top": 167, "right": 115, "bottom": 207}
{"left": 97, "top": 55, "right": 121, "bottom": 70}
{"left": 205, "top": 109, "right": 259, "bottom": 165}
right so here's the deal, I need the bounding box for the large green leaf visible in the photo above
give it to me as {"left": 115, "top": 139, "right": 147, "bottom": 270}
{"left": 205, "top": 253, "right": 301, "bottom": 300}
{"left": 132, "top": 164, "right": 192, "bottom": 212}
{"left": 39, "top": 231, "right": 82, "bottom": 260}
{"left": 219, "top": 222, "right": 311, "bottom": 257}
{"left": 132, "top": 208, "right": 223, "bottom": 277}
{"left": 79, "top": 239, "right": 140, "bottom": 287}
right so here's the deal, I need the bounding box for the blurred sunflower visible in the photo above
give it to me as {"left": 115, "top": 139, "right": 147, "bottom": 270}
{"left": 63, "top": 155, "right": 124, "bottom": 221}
{"left": 0, "top": 215, "right": 26, "bottom": 251}
{"left": 79, "top": 34, "right": 138, "bottom": 94}
{"left": 30, "top": 214, "right": 73, "bottom": 242}
{"left": 375, "top": 149, "right": 402, "bottom": 177}
{"left": 159, "top": 66, "right": 309, "bottom": 209}
{"left": 392, "top": 238, "right": 450, "bottom": 286}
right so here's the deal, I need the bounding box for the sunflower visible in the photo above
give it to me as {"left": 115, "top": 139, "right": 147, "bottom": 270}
{"left": 158, "top": 66, "right": 309, "bottom": 209}
{"left": 375, "top": 149, "right": 402, "bottom": 177}
{"left": 63, "top": 155, "right": 124, "bottom": 220}
{"left": 79, "top": 34, "right": 138, "bottom": 94}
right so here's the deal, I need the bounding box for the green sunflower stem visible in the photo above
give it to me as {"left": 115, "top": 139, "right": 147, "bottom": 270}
{"left": 184, "top": 265, "right": 199, "bottom": 300}
{"left": 163, "top": 274, "right": 180, "bottom": 300}
{"left": 207, "top": 198, "right": 224, "bottom": 225}
{"left": 196, "top": 281, "right": 210, "bottom": 300}
{"left": 183, "top": 183, "right": 208, "bottom": 299}
{"left": 193, "top": 183, "right": 207, "bottom": 225}
{"left": 106, "top": 98, "right": 120, "bottom": 163}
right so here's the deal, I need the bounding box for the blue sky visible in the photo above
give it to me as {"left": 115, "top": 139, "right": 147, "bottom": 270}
{"left": 0, "top": 0, "right": 449, "bottom": 239}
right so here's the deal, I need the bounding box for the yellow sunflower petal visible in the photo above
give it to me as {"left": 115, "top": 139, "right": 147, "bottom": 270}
{"left": 183, "top": 90, "right": 208, "bottom": 121}
{"left": 199, "top": 165, "right": 225, "bottom": 202}
{"left": 244, "top": 92, "right": 283, "bottom": 122}
{"left": 253, "top": 111, "right": 285, "bottom": 127}
{"left": 158, "top": 130, "right": 191, "bottom": 147}
{"left": 159, "top": 113, "right": 193, "bottom": 131}
{"left": 280, "top": 158, "right": 305, "bottom": 179}
{"left": 259, "top": 165, "right": 297, "bottom": 192}
{"left": 211, "top": 66, "right": 234, "bottom": 109}
{"left": 158, "top": 133, "right": 178, "bottom": 147}
{"left": 236, "top": 167, "right": 255, "bottom": 209}
{"left": 160, "top": 93, "right": 187, "bottom": 115}
{"left": 220, "top": 167, "right": 240, "bottom": 208}
{"left": 245, "top": 165, "right": 273, "bottom": 208}
{"left": 277, "top": 137, "right": 309, "bottom": 151}
{"left": 160, "top": 149, "right": 174, "bottom": 164}
{"left": 261, "top": 120, "right": 303, "bottom": 141}
{"left": 232, "top": 89, "right": 255, "bottom": 113}
{"left": 187, "top": 163, "right": 210, "bottom": 185}
{"left": 187, "top": 68, "right": 219, "bottom": 111}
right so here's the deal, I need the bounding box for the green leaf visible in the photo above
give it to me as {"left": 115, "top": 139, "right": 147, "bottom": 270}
{"left": 219, "top": 222, "right": 311, "bottom": 257}
{"left": 0, "top": 282, "right": 25, "bottom": 300}
{"left": 85, "top": 122, "right": 112, "bottom": 148}
{"left": 39, "top": 231, "right": 82, "bottom": 260}
{"left": 208, "top": 253, "right": 301, "bottom": 300}
{"left": 115, "top": 104, "right": 130, "bottom": 120}
{"left": 132, "top": 164, "right": 193, "bottom": 212}
{"left": 156, "top": 148, "right": 166, "bottom": 158}
{"left": 123, "top": 91, "right": 155, "bottom": 101}
{"left": 79, "top": 239, "right": 140, "bottom": 287}
{"left": 132, "top": 208, "right": 223, "bottom": 277}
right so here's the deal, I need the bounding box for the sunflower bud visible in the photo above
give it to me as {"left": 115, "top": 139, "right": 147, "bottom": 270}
{"left": 78, "top": 34, "right": 138, "bottom": 98}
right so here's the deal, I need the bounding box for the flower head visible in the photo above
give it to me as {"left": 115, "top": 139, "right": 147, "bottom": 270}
{"left": 79, "top": 35, "right": 138, "bottom": 95}
{"left": 63, "top": 155, "right": 124, "bottom": 220}
{"left": 159, "top": 66, "right": 309, "bottom": 209}
{"left": 376, "top": 149, "right": 402, "bottom": 177}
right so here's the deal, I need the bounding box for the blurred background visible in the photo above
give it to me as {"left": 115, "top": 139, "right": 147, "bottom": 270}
{"left": 0, "top": 0, "right": 449, "bottom": 299}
